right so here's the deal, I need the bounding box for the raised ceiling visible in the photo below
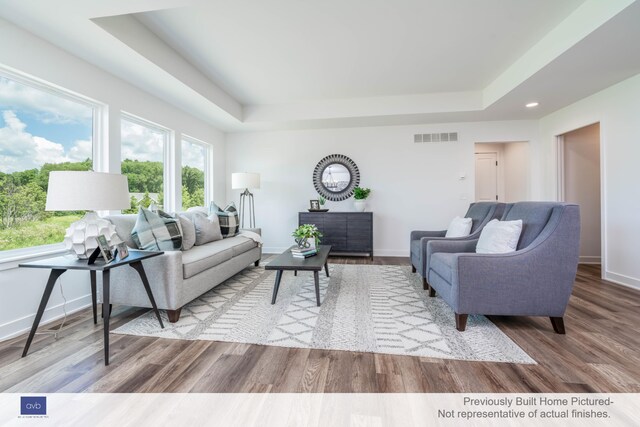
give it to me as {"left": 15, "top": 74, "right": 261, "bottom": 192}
{"left": 1, "top": 0, "right": 639, "bottom": 132}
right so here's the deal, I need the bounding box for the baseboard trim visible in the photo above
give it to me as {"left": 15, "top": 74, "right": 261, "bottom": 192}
{"left": 604, "top": 271, "right": 640, "bottom": 291}
{"left": 0, "top": 293, "right": 92, "bottom": 342}
{"left": 579, "top": 256, "right": 601, "bottom": 264}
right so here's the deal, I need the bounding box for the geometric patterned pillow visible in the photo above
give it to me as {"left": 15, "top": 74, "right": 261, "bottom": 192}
{"left": 209, "top": 201, "right": 239, "bottom": 238}
{"left": 131, "top": 208, "right": 182, "bottom": 251}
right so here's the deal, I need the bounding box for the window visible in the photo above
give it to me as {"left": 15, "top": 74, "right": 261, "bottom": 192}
{"left": 181, "top": 136, "right": 208, "bottom": 209}
{"left": 120, "top": 114, "right": 169, "bottom": 213}
{"left": 0, "top": 71, "right": 97, "bottom": 252}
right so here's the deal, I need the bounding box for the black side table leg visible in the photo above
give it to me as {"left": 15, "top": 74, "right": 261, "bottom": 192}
{"left": 271, "top": 270, "right": 283, "bottom": 304}
{"left": 102, "top": 270, "right": 111, "bottom": 366}
{"left": 314, "top": 271, "right": 321, "bottom": 307}
{"left": 130, "top": 261, "right": 164, "bottom": 329}
{"left": 22, "top": 269, "right": 66, "bottom": 358}
{"left": 90, "top": 271, "right": 97, "bottom": 325}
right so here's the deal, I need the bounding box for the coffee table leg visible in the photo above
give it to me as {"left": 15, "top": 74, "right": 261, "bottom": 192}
{"left": 314, "top": 271, "right": 320, "bottom": 306}
{"left": 102, "top": 269, "right": 110, "bottom": 366}
{"left": 90, "top": 271, "right": 97, "bottom": 325}
{"left": 22, "top": 269, "right": 66, "bottom": 358}
{"left": 324, "top": 262, "right": 329, "bottom": 277}
{"left": 294, "top": 270, "right": 297, "bottom": 276}
{"left": 271, "top": 270, "right": 283, "bottom": 304}
{"left": 130, "top": 261, "right": 165, "bottom": 329}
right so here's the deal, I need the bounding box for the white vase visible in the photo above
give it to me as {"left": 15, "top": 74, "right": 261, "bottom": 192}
{"left": 354, "top": 200, "right": 367, "bottom": 212}
{"left": 63, "top": 211, "right": 120, "bottom": 259}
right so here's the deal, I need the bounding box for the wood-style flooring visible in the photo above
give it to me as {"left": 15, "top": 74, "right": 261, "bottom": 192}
{"left": 1, "top": 259, "right": 639, "bottom": 393}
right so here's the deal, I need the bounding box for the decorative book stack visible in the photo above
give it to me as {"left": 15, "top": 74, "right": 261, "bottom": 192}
{"left": 291, "top": 246, "right": 317, "bottom": 258}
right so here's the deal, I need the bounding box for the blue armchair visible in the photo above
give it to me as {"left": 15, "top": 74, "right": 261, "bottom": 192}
{"left": 410, "top": 202, "right": 504, "bottom": 290}
{"left": 426, "top": 202, "right": 580, "bottom": 333}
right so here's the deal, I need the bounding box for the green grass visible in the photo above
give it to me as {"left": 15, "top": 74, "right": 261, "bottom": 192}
{"left": 0, "top": 215, "right": 82, "bottom": 251}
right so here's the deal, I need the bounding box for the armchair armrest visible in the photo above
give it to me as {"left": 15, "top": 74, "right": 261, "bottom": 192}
{"left": 426, "top": 239, "right": 477, "bottom": 271}
{"left": 410, "top": 230, "right": 446, "bottom": 241}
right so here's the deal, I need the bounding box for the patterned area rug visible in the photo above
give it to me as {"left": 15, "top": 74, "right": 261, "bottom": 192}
{"left": 113, "top": 263, "right": 535, "bottom": 364}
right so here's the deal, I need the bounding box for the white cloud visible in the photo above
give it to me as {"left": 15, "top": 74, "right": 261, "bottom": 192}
{"left": 181, "top": 139, "right": 206, "bottom": 169}
{"left": 0, "top": 110, "right": 91, "bottom": 173}
{"left": 0, "top": 77, "right": 92, "bottom": 124}
{"left": 121, "top": 119, "right": 164, "bottom": 162}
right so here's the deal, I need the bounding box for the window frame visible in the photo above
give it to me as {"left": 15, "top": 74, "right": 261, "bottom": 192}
{"left": 0, "top": 65, "right": 105, "bottom": 268}
{"left": 181, "top": 134, "right": 213, "bottom": 210}
{"left": 120, "top": 112, "right": 174, "bottom": 212}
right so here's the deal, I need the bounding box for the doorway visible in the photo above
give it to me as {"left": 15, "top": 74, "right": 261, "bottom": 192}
{"left": 475, "top": 142, "right": 530, "bottom": 202}
{"left": 558, "top": 123, "right": 601, "bottom": 264}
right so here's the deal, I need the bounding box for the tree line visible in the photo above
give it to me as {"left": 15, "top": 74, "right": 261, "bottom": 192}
{"left": 0, "top": 159, "right": 205, "bottom": 228}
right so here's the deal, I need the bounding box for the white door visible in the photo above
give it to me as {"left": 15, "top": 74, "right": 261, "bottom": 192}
{"left": 475, "top": 153, "right": 498, "bottom": 202}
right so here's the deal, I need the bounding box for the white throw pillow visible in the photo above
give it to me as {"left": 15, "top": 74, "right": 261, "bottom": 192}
{"left": 182, "top": 211, "right": 223, "bottom": 245}
{"left": 445, "top": 216, "right": 472, "bottom": 238}
{"left": 476, "top": 219, "right": 523, "bottom": 254}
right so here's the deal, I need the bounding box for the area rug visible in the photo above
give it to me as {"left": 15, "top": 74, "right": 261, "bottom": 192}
{"left": 113, "top": 264, "right": 535, "bottom": 364}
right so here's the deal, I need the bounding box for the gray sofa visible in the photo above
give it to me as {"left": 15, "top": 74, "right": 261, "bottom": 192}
{"left": 410, "top": 202, "right": 504, "bottom": 290}
{"left": 101, "top": 214, "right": 262, "bottom": 322}
{"left": 426, "top": 202, "right": 580, "bottom": 333}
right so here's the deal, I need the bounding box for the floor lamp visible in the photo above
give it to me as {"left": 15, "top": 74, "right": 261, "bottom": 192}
{"left": 232, "top": 172, "right": 260, "bottom": 228}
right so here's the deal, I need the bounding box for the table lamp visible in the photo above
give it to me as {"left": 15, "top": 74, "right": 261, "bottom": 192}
{"left": 46, "top": 171, "right": 130, "bottom": 258}
{"left": 231, "top": 172, "right": 260, "bottom": 228}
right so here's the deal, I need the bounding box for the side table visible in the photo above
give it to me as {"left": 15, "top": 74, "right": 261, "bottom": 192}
{"left": 19, "top": 249, "right": 165, "bottom": 365}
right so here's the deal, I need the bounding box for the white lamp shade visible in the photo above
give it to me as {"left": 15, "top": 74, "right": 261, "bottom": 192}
{"left": 45, "top": 171, "right": 130, "bottom": 211}
{"left": 232, "top": 172, "right": 260, "bottom": 190}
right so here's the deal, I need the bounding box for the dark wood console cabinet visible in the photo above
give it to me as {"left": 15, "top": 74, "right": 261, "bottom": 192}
{"left": 299, "top": 212, "right": 373, "bottom": 258}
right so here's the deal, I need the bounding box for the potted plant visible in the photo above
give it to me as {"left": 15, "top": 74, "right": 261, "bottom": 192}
{"left": 318, "top": 195, "right": 326, "bottom": 209}
{"left": 292, "top": 224, "right": 323, "bottom": 249}
{"left": 353, "top": 187, "right": 371, "bottom": 212}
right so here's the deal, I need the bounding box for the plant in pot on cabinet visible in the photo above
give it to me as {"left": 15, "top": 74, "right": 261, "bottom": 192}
{"left": 292, "top": 224, "right": 323, "bottom": 250}
{"left": 353, "top": 187, "right": 371, "bottom": 212}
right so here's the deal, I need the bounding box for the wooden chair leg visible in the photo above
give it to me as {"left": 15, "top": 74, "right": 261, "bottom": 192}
{"left": 429, "top": 287, "right": 436, "bottom": 297}
{"left": 550, "top": 317, "right": 566, "bottom": 334}
{"left": 167, "top": 308, "right": 182, "bottom": 323}
{"left": 455, "top": 313, "right": 468, "bottom": 332}
{"left": 411, "top": 265, "right": 416, "bottom": 273}
{"left": 422, "top": 277, "right": 429, "bottom": 290}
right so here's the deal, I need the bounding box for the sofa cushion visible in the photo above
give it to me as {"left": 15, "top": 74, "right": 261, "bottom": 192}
{"left": 430, "top": 253, "right": 457, "bottom": 284}
{"left": 183, "top": 211, "right": 223, "bottom": 245}
{"left": 131, "top": 208, "right": 182, "bottom": 251}
{"left": 230, "top": 236, "right": 259, "bottom": 257}
{"left": 210, "top": 202, "right": 240, "bottom": 238}
{"left": 176, "top": 214, "right": 196, "bottom": 250}
{"left": 181, "top": 239, "right": 237, "bottom": 278}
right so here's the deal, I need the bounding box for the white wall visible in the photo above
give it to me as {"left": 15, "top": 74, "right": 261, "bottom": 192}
{"left": 0, "top": 19, "right": 226, "bottom": 341}
{"left": 226, "top": 121, "right": 539, "bottom": 255}
{"left": 539, "top": 72, "right": 640, "bottom": 289}
{"left": 562, "top": 123, "right": 601, "bottom": 263}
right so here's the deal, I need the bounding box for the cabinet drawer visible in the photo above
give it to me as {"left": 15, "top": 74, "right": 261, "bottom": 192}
{"left": 299, "top": 213, "right": 324, "bottom": 227}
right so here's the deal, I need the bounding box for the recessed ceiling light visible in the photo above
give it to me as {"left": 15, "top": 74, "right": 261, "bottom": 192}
{"left": 526, "top": 102, "right": 539, "bottom": 108}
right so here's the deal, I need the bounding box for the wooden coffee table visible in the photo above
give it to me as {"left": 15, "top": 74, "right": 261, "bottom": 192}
{"left": 265, "top": 245, "right": 331, "bottom": 306}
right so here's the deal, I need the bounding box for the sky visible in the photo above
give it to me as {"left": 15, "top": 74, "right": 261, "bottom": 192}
{"left": 0, "top": 76, "right": 205, "bottom": 174}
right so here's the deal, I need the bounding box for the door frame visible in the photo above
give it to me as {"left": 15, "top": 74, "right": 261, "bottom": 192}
{"left": 555, "top": 121, "right": 606, "bottom": 271}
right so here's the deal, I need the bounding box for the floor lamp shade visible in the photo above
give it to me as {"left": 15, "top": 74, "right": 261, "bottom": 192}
{"left": 231, "top": 172, "right": 260, "bottom": 190}
{"left": 231, "top": 172, "right": 260, "bottom": 228}
{"left": 46, "top": 171, "right": 131, "bottom": 259}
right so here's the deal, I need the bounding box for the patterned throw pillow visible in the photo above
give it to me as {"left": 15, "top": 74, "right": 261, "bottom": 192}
{"left": 131, "top": 208, "right": 182, "bottom": 251}
{"left": 209, "top": 201, "right": 239, "bottom": 238}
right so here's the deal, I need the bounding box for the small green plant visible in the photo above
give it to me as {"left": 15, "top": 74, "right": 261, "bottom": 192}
{"left": 293, "top": 224, "right": 323, "bottom": 246}
{"left": 353, "top": 187, "right": 371, "bottom": 200}
{"left": 318, "top": 195, "right": 326, "bottom": 206}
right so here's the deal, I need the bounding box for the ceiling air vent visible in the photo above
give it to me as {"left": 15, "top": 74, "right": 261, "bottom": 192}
{"left": 414, "top": 132, "right": 458, "bottom": 143}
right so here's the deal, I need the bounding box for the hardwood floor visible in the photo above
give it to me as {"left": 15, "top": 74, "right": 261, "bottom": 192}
{"left": 1, "top": 259, "right": 639, "bottom": 393}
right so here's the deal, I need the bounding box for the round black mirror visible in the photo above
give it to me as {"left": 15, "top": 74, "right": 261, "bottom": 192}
{"left": 313, "top": 154, "right": 360, "bottom": 201}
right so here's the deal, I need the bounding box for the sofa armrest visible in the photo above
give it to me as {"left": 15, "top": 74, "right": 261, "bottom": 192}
{"left": 410, "top": 230, "right": 446, "bottom": 241}
{"left": 241, "top": 227, "right": 262, "bottom": 236}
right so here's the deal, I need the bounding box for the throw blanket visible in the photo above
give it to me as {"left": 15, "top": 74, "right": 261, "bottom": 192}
{"left": 239, "top": 230, "right": 263, "bottom": 247}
